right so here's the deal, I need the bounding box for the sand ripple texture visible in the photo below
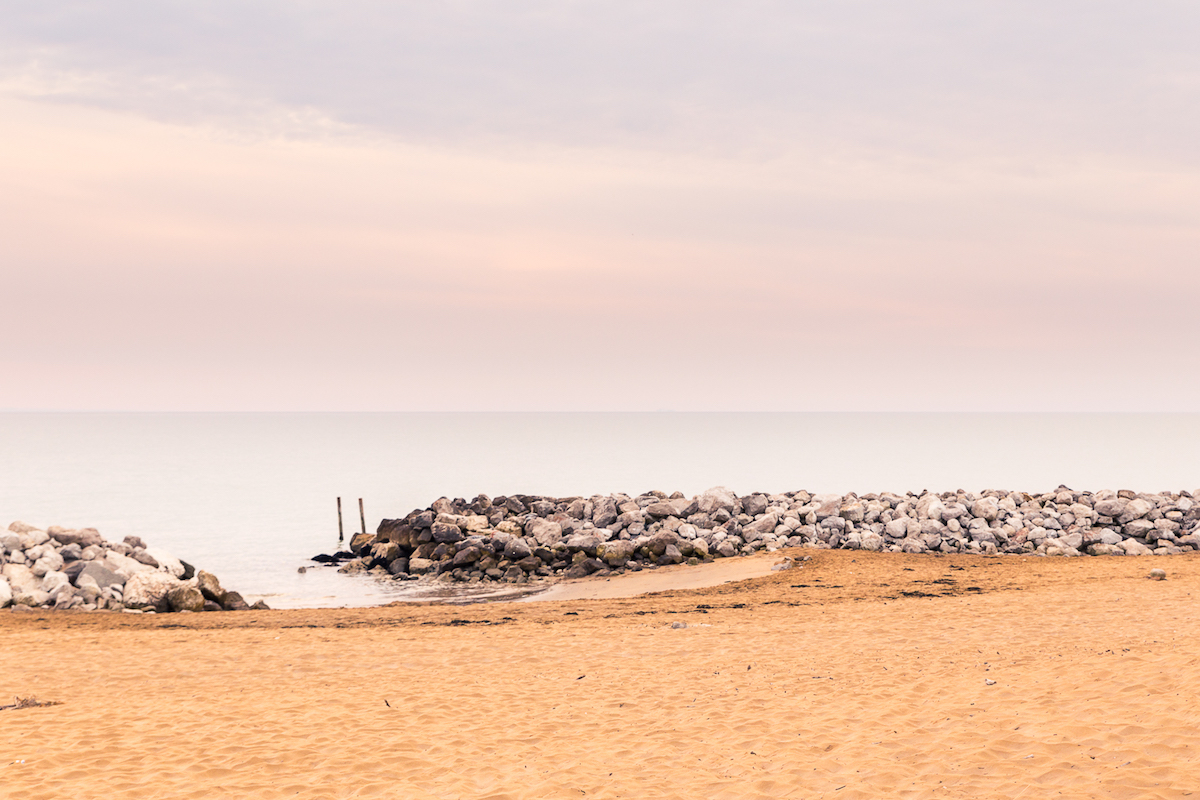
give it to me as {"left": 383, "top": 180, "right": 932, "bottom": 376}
{"left": 3, "top": 550, "right": 1199, "bottom": 799}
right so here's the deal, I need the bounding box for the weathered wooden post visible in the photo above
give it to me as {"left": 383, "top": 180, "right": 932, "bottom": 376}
{"left": 358, "top": 497, "right": 367, "bottom": 536}
{"left": 337, "top": 497, "right": 344, "bottom": 543}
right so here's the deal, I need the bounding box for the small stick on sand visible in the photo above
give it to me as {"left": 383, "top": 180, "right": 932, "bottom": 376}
{"left": 0, "top": 696, "right": 63, "bottom": 712}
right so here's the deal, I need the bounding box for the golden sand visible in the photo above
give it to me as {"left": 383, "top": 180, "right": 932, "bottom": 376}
{"left": 3, "top": 550, "right": 1199, "bottom": 799}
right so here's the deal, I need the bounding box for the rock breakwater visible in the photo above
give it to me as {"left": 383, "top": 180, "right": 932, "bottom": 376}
{"left": 0, "top": 521, "right": 266, "bottom": 613}
{"left": 319, "top": 487, "right": 1200, "bottom": 587}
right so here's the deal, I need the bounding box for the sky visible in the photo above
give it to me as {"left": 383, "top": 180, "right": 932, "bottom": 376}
{"left": 2, "top": 1, "right": 1198, "bottom": 411}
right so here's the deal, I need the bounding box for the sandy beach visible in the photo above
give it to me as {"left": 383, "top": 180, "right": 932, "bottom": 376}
{"left": 3, "top": 550, "right": 1199, "bottom": 799}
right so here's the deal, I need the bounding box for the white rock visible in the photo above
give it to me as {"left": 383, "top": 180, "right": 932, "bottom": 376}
{"left": 145, "top": 548, "right": 184, "bottom": 578}
{"left": 2, "top": 563, "right": 40, "bottom": 594}
{"left": 1120, "top": 538, "right": 1153, "bottom": 556}
{"left": 41, "top": 570, "right": 70, "bottom": 594}
{"left": 0, "top": 576, "right": 10, "bottom": 608}
{"left": 971, "top": 497, "right": 1000, "bottom": 522}
{"left": 122, "top": 571, "right": 183, "bottom": 610}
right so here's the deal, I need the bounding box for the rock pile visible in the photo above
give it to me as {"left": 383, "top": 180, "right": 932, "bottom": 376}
{"left": 0, "top": 521, "right": 265, "bottom": 613}
{"left": 321, "top": 486, "right": 1200, "bottom": 586}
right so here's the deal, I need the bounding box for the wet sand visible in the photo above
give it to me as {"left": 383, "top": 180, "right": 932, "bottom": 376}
{"left": 3, "top": 550, "right": 1199, "bottom": 799}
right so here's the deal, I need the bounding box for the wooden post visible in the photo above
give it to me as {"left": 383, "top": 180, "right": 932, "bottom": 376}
{"left": 337, "top": 497, "right": 344, "bottom": 543}
{"left": 359, "top": 498, "right": 367, "bottom": 536}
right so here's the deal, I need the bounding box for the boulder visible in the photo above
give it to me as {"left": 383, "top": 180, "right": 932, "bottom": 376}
{"left": 971, "top": 497, "right": 1000, "bottom": 522}
{"left": 123, "top": 571, "right": 183, "bottom": 612}
{"left": 597, "top": 540, "right": 636, "bottom": 567}
{"left": 859, "top": 532, "right": 884, "bottom": 552}
{"left": 0, "top": 576, "right": 10, "bottom": 608}
{"left": 407, "top": 557, "right": 435, "bottom": 575}
{"left": 146, "top": 548, "right": 185, "bottom": 578}
{"left": 1093, "top": 497, "right": 1127, "bottom": 518}
{"left": 1118, "top": 498, "right": 1154, "bottom": 524}
{"left": 348, "top": 532, "right": 374, "bottom": 555}
{"left": 741, "top": 495, "right": 769, "bottom": 517}
{"left": 193, "top": 570, "right": 224, "bottom": 603}
{"left": 103, "top": 550, "right": 155, "bottom": 579}
{"left": 2, "top": 563, "right": 39, "bottom": 595}
{"left": 502, "top": 538, "right": 532, "bottom": 560}
{"left": 31, "top": 550, "right": 64, "bottom": 577}
{"left": 526, "top": 519, "right": 563, "bottom": 547}
{"left": 41, "top": 570, "right": 70, "bottom": 595}
{"left": 697, "top": 487, "right": 740, "bottom": 515}
{"left": 452, "top": 546, "right": 483, "bottom": 566}
{"left": 591, "top": 497, "right": 618, "bottom": 528}
{"left": 46, "top": 527, "right": 104, "bottom": 549}
{"left": 564, "top": 533, "right": 600, "bottom": 556}
{"left": 1120, "top": 538, "right": 1153, "bottom": 556}
{"left": 167, "top": 586, "right": 205, "bottom": 613}
{"left": 644, "top": 502, "right": 678, "bottom": 519}
{"left": 222, "top": 591, "right": 251, "bottom": 611}
{"left": 430, "top": 522, "right": 464, "bottom": 544}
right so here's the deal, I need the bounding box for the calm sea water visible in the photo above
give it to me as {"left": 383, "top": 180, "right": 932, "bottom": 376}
{"left": 2, "top": 413, "right": 1198, "bottom": 608}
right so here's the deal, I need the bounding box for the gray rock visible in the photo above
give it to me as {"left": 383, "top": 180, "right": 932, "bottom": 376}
{"left": 741, "top": 495, "right": 768, "bottom": 517}
{"left": 1118, "top": 498, "right": 1154, "bottom": 524}
{"left": 526, "top": 519, "right": 563, "bottom": 547}
{"left": 452, "top": 546, "right": 482, "bottom": 566}
{"left": 564, "top": 533, "right": 600, "bottom": 556}
{"left": 502, "top": 538, "right": 532, "bottom": 560}
{"left": 131, "top": 549, "right": 160, "bottom": 568}
{"left": 430, "top": 522, "right": 464, "bottom": 544}
{"left": 644, "top": 502, "right": 678, "bottom": 519}
{"left": 715, "top": 540, "right": 738, "bottom": 558}
{"left": 697, "top": 487, "right": 741, "bottom": 515}
{"left": 58, "top": 543, "right": 83, "bottom": 562}
{"left": 222, "top": 591, "right": 251, "bottom": 611}
{"left": 591, "top": 497, "right": 618, "bottom": 528}
{"left": 1123, "top": 519, "right": 1155, "bottom": 539}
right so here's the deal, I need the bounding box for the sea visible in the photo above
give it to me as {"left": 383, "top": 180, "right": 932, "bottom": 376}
{"left": 2, "top": 413, "right": 1198, "bottom": 608}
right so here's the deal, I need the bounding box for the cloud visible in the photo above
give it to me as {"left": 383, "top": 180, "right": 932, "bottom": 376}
{"left": 2, "top": 1, "right": 1198, "bottom": 161}
{"left": 1, "top": 3, "right": 1199, "bottom": 410}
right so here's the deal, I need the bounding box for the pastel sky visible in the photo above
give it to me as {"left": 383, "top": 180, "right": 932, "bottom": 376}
{"left": 2, "top": 1, "right": 1198, "bottom": 411}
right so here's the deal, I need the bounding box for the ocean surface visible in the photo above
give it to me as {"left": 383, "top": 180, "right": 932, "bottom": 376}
{"left": 2, "top": 413, "right": 1198, "bottom": 608}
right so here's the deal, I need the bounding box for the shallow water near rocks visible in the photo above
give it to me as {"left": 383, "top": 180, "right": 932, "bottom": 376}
{"left": 2, "top": 412, "right": 1198, "bottom": 608}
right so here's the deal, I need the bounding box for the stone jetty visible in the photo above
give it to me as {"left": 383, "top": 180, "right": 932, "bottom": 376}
{"left": 0, "top": 521, "right": 265, "bottom": 613}
{"left": 321, "top": 487, "right": 1200, "bottom": 586}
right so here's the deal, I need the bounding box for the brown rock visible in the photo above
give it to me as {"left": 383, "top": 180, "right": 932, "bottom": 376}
{"left": 167, "top": 586, "right": 205, "bottom": 613}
